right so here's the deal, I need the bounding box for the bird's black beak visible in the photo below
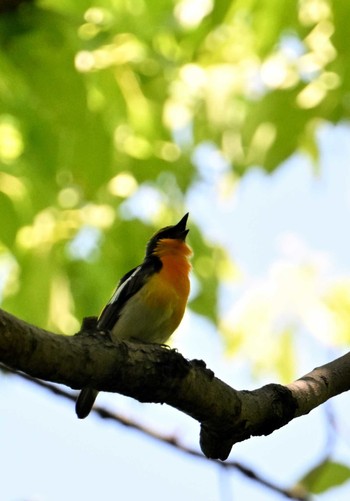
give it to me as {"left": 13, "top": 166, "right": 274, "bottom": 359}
{"left": 173, "top": 213, "right": 189, "bottom": 240}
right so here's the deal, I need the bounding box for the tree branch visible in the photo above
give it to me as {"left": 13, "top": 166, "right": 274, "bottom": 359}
{"left": 1, "top": 307, "right": 349, "bottom": 460}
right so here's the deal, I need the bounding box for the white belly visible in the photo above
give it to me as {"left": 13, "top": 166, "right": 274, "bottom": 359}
{"left": 110, "top": 288, "right": 177, "bottom": 344}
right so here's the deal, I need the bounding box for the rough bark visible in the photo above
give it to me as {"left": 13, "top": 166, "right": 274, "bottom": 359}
{"left": 1, "top": 308, "right": 349, "bottom": 460}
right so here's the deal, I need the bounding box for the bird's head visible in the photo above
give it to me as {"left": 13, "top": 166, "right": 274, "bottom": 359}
{"left": 145, "top": 213, "right": 190, "bottom": 257}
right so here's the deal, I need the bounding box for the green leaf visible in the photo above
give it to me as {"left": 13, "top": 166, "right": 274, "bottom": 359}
{"left": 3, "top": 252, "right": 53, "bottom": 328}
{"left": 0, "top": 192, "right": 19, "bottom": 246}
{"left": 299, "top": 460, "right": 350, "bottom": 494}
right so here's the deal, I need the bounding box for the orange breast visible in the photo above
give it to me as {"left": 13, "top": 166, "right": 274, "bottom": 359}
{"left": 145, "top": 238, "right": 192, "bottom": 334}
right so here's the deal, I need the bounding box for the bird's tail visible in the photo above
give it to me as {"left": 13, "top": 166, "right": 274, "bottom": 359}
{"left": 75, "top": 388, "right": 99, "bottom": 419}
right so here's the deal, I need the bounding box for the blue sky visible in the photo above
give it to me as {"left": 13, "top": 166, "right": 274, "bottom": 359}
{"left": 2, "top": 122, "right": 350, "bottom": 500}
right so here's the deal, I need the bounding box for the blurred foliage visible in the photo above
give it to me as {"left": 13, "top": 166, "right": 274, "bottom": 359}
{"left": 1, "top": 0, "right": 350, "bottom": 342}
{"left": 221, "top": 237, "right": 350, "bottom": 381}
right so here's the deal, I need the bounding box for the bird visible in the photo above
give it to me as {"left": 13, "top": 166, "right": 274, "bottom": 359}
{"left": 75, "top": 213, "right": 192, "bottom": 419}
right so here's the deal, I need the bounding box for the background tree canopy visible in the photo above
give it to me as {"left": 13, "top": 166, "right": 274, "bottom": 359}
{"left": 2, "top": 0, "right": 350, "bottom": 499}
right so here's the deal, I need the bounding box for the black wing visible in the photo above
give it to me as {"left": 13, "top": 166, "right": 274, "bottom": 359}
{"left": 97, "top": 256, "right": 161, "bottom": 331}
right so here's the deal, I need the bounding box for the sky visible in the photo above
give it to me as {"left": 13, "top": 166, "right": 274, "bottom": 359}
{"left": 2, "top": 122, "right": 350, "bottom": 500}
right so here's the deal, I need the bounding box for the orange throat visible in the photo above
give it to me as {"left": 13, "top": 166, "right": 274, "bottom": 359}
{"left": 154, "top": 238, "right": 192, "bottom": 301}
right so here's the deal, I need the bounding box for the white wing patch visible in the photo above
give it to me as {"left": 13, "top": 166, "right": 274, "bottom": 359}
{"left": 108, "top": 265, "right": 142, "bottom": 306}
